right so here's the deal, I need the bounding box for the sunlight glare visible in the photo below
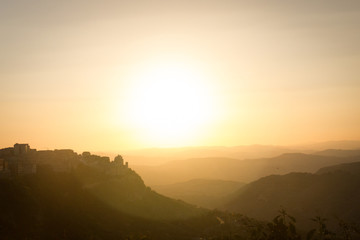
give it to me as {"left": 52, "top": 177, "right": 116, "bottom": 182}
{"left": 121, "top": 59, "right": 215, "bottom": 147}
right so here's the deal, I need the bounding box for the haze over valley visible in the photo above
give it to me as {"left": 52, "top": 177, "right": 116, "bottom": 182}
{"left": 1, "top": 142, "right": 360, "bottom": 239}
{"left": 1, "top": 0, "right": 360, "bottom": 239}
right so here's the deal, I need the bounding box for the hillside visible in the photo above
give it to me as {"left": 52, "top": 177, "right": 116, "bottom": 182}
{"left": 133, "top": 153, "right": 360, "bottom": 185}
{"left": 223, "top": 168, "right": 360, "bottom": 229}
{"left": 1, "top": 145, "right": 360, "bottom": 239}
{"left": 0, "top": 169, "right": 275, "bottom": 240}
{"left": 121, "top": 145, "right": 296, "bottom": 165}
{"left": 152, "top": 179, "right": 245, "bottom": 209}
{"left": 0, "top": 168, "right": 202, "bottom": 239}
{"left": 295, "top": 140, "right": 360, "bottom": 151}
{"left": 71, "top": 164, "right": 204, "bottom": 220}
{"left": 316, "top": 161, "right": 360, "bottom": 175}
{"left": 314, "top": 149, "right": 360, "bottom": 158}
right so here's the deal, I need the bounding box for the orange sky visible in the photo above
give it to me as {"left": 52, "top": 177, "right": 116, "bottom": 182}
{"left": 1, "top": 0, "right": 360, "bottom": 152}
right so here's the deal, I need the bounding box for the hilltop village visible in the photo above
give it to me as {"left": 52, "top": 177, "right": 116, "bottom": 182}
{"left": 0, "top": 143, "right": 129, "bottom": 177}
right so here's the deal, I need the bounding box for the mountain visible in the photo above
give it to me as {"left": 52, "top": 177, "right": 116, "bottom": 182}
{"left": 70, "top": 164, "right": 204, "bottom": 220}
{"left": 152, "top": 179, "right": 245, "bottom": 209}
{"left": 1, "top": 144, "right": 360, "bottom": 239}
{"left": 0, "top": 145, "right": 269, "bottom": 239}
{"left": 0, "top": 168, "right": 208, "bottom": 239}
{"left": 121, "top": 145, "right": 296, "bottom": 165}
{"left": 0, "top": 145, "right": 204, "bottom": 220}
{"left": 294, "top": 140, "right": 360, "bottom": 151}
{"left": 0, "top": 165, "right": 274, "bottom": 240}
{"left": 223, "top": 164, "right": 360, "bottom": 229}
{"left": 316, "top": 161, "right": 360, "bottom": 175}
{"left": 133, "top": 153, "right": 360, "bottom": 185}
{"left": 314, "top": 149, "right": 360, "bottom": 158}
{"left": 108, "top": 141, "right": 360, "bottom": 166}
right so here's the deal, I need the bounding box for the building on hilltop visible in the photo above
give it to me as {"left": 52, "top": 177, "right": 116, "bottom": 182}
{"left": 0, "top": 144, "right": 130, "bottom": 177}
{"left": 0, "top": 143, "right": 37, "bottom": 177}
{"left": 114, "top": 155, "right": 124, "bottom": 165}
{"left": 36, "top": 149, "right": 80, "bottom": 172}
{"left": 14, "top": 143, "right": 30, "bottom": 155}
{"left": 82, "top": 152, "right": 110, "bottom": 166}
{"left": 82, "top": 151, "right": 91, "bottom": 158}
{"left": 0, "top": 147, "right": 13, "bottom": 156}
{"left": 113, "top": 154, "right": 128, "bottom": 168}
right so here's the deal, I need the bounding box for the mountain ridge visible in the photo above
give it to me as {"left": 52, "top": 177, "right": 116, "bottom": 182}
{"left": 133, "top": 152, "right": 360, "bottom": 185}
{"left": 223, "top": 166, "right": 360, "bottom": 229}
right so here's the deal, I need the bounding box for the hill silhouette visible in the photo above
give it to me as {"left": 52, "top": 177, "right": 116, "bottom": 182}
{"left": 1, "top": 144, "right": 360, "bottom": 239}
{"left": 122, "top": 141, "right": 360, "bottom": 165}
{"left": 316, "top": 161, "right": 360, "bottom": 175}
{"left": 122, "top": 145, "right": 295, "bottom": 165}
{"left": 73, "top": 164, "right": 204, "bottom": 220}
{"left": 0, "top": 167, "right": 274, "bottom": 239}
{"left": 223, "top": 163, "right": 360, "bottom": 229}
{"left": 0, "top": 173, "right": 177, "bottom": 239}
{"left": 314, "top": 149, "right": 360, "bottom": 158}
{"left": 133, "top": 153, "right": 360, "bottom": 185}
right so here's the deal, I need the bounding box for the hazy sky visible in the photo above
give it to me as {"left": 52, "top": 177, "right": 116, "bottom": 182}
{"left": 1, "top": 0, "right": 360, "bottom": 152}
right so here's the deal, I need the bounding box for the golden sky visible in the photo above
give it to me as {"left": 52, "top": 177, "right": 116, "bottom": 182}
{"left": 1, "top": 0, "right": 360, "bottom": 152}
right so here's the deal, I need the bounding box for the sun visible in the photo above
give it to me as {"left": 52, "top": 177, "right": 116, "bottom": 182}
{"left": 121, "top": 59, "right": 215, "bottom": 147}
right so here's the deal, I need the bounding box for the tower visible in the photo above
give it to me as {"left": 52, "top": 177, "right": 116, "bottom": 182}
{"left": 114, "top": 155, "right": 124, "bottom": 165}
{"left": 14, "top": 143, "right": 30, "bottom": 155}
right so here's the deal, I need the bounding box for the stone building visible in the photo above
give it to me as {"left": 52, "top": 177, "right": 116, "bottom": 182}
{"left": 114, "top": 155, "right": 124, "bottom": 165}
{"left": 14, "top": 143, "right": 30, "bottom": 155}
{"left": 0, "top": 143, "right": 36, "bottom": 177}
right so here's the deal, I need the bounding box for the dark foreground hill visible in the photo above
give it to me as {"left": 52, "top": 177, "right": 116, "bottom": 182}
{"left": 0, "top": 166, "right": 285, "bottom": 240}
{"left": 1, "top": 164, "right": 360, "bottom": 239}
{"left": 224, "top": 164, "right": 360, "bottom": 230}
{"left": 74, "top": 164, "right": 204, "bottom": 220}
{"left": 0, "top": 167, "right": 213, "bottom": 239}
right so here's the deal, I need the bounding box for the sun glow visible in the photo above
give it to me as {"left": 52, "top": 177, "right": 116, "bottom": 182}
{"left": 121, "top": 59, "right": 216, "bottom": 147}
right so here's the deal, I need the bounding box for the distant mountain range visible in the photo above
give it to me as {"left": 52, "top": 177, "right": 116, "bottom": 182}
{"left": 121, "top": 140, "right": 360, "bottom": 165}
{"left": 122, "top": 145, "right": 295, "bottom": 165}
{"left": 314, "top": 149, "right": 360, "bottom": 158}
{"left": 133, "top": 151, "right": 360, "bottom": 185}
